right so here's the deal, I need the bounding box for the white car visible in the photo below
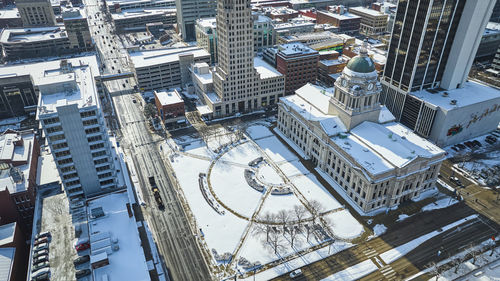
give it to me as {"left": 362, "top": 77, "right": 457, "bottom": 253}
{"left": 290, "top": 269, "right": 303, "bottom": 278}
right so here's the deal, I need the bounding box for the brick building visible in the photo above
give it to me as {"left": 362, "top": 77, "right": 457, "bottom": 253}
{"left": 154, "top": 90, "right": 186, "bottom": 128}
{"left": 276, "top": 43, "right": 319, "bottom": 95}
{"left": 0, "top": 222, "right": 28, "bottom": 281}
{"left": 0, "top": 129, "right": 39, "bottom": 234}
{"left": 317, "top": 7, "right": 360, "bottom": 34}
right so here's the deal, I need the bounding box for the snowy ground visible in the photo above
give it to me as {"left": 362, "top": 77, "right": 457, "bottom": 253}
{"left": 164, "top": 123, "right": 364, "bottom": 280}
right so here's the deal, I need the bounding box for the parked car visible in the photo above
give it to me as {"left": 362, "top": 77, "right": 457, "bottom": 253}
{"left": 486, "top": 138, "right": 495, "bottom": 144}
{"left": 33, "top": 256, "right": 48, "bottom": 265}
{"left": 472, "top": 140, "right": 482, "bottom": 147}
{"left": 457, "top": 143, "right": 466, "bottom": 150}
{"left": 464, "top": 141, "right": 474, "bottom": 148}
{"left": 33, "top": 243, "right": 49, "bottom": 252}
{"left": 449, "top": 176, "right": 462, "bottom": 186}
{"left": 35, "top": 231, "right": 51, "bottom": 240}
{"left": 31, "top": 261, "right": 49, "bottom": 272}
{"left": 31, "top": 268, "right": 50, "bottom": 281}
{"left": 290, "top": 269, "right": 303, "bottom": 278}
{"left": 33, "top": 249, "right": 49, "bottom": 259}
{"left": 73, "top": 255, "right": 90, "bottom": 266}
{"left": 451, "top": 146, "right": 458, "bottom": 152}
{"left": 75, "top": 242, "right": 90, "bottom": 252}
{"left": 34, "top": 237, "right": 49, "bottom": 245}
{"left": 75, "top": 269, "right": 91, "bottom": 279}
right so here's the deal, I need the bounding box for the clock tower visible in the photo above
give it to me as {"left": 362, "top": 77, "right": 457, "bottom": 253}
{"left": 329, "top": 42, "right": 382, "bottom": 131}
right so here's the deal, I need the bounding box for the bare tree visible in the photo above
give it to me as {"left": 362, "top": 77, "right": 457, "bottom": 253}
{"left": 287, "top": 222, "right": 301, "bottom": 248}
{"left": 276, "top": 210, "right": 290, "bottom": 233}
{"left": 468, "top": 244, "right": 481, "bottom": 265}
{"left": 293, "top": 205, "right": 307, "bottom": 224}
{"left": 268, "top": 229, "right": 286, "bottom": 255}
{"left": 451, "top": 257, "right": 464, "bottom": 274}
{"left": 308, "top": 200, "right": 324, "bottom": 223}
{"left": 305, "top": 223, "right": 313, "bottom": 241}
{"left": 427, "top": 261, "right": 441, "bottom": 281}
{"left": 255, "top": 212, "right": 276, "bottom": 242}
{"left": 144, "top": 103, "right": 157, "bottom": 119}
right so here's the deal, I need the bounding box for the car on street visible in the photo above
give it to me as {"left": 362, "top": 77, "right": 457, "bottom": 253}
{"left": 73, "top": 255, "right": 90, "bottom": 266}
{"left": 290, "top": 269, "right": 303, "bottom": 278}
{"left": 31, "top": 261, "right": 49, "bottom": 272}
{"left": 449, "top": 176, "right": 462, "bottom": 186}
{"left": 75, "top": 269, "right": 91, "bottom": 279}
{"left": 123, "top": 84, "right": 126, "bottom": 88}
{"left": 132, "top": 98, "right": 137, "bottom": 103}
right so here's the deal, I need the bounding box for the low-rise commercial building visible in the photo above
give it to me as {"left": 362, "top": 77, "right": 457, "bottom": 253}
{"left": 0, "top": 129, "right": 39, "bottom": 233}
{"left": 276, "top": 43, "right": 319, "bottom": 95}
{"left": 317, "top": 7, "right": 360, "bottom": 34}
{"left": 349, "top": 6, "right": 388, "bottom": 35}
{"left": 106, "top": 0, "right": 175, "bottom": 13}
{"left": 0, "top": 74, "right": 37, "bottom": 119}
{"left": 263, "top": 6, "right": 298, "bottom": 22}
{"left": 475, "top": 22, "right": 500, "bottom": 63}
{"left": 272, "top": 18, "right": 315, "bottom": 42}
{"left": 112, "top": 7, "right": 176, "bottom": 32}
{"left": 318, "top": 55, "right": 348, "bottom": 86}
{"left": 0, "top": 222, "right": 28, "bottom": 281}
{"left": 62, "top": 8, "right": 93, "bottom": 51}
{"left": 130, "top": 47, "right": 211, "bottom": 92}
{"left": 154, "top": 89, "right": 185, "bottom": 128}
{"left": 0, "top": 7, "right": 22, "bottom": 28}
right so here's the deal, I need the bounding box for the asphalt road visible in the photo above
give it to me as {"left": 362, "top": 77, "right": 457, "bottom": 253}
{"left": 82, "top": 1, "right": 212, "bottom": 280}
{"left": 271, "top": 202, "right": 499, "bottom": 281}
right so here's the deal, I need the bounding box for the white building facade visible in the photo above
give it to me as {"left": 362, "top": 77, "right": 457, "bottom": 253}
{"left": 277, "top": 49, "right": 446, "bottom": 213}
{"left": 37, "top": 58, "right": 117, "bottom": 201}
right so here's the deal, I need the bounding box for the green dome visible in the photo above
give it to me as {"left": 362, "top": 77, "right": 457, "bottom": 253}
{"left": 346, "top": 55, "right": 376, "bottom": 73}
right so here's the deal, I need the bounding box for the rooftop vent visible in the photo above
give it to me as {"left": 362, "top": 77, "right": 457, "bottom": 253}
{"left": 450, "top": 99, "right": 457, "bottom": 105}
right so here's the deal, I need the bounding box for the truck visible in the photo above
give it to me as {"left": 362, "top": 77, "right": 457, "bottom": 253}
{"left": 149, "top": 176, "right": 165, "bottom": 210}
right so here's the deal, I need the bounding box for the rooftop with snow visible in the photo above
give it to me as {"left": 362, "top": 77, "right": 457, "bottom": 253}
{"left": 87, "top": 192, "right": 151, "bottom": 281}
{"left": 0, "top": 26, "right": 67, "bottom": 43}
{"left": 278, "top": 42, "right": 318, "bottom": 57}
{"left": 37, "top": 57, "right": 101, "bottom": 115}
{"left": 281, "top": 83, "right": 445, "bottom": 176}
{"left": 111, "top": 7, "right": 176, "bottom": 20}
{"left": 410, "top": 80, "right": 500, "bottom": 111}
{"left": 254, "top": 57, "right": 283, "bottom": 79}
{"left": 0, "top": 130, "right": 36, "bottom": 194}
{"left": 155, "top": 89, "right": 184, "bottom": 106}
{"left": 130, "top": 46, "right": 210, "bottom": 68}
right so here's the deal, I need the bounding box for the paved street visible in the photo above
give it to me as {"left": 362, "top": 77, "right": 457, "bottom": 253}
{"left": 82, "top": 1, "right": 212, "bottom": 280}
{"left": 272, "top": 202, "right": 499, "bottom": 280}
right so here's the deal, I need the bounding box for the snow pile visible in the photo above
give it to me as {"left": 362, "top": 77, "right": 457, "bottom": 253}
{"left": 397, "top": 214, "right": 410, "bottom": 222}
{"left": 437, "top": 178, "right": 455, "bottom": 192}
{"left": 324, "top": 210, "right": 364, "bottom": 240}
{"left": 321, "top": 259, "right": 378, "bottom": 281}
{"left": 246, "top": 125, "right": 274, "bottom": 140}
{"left": 373, "top": 224, "right": 387, "bottom": 236}
{"left": 422, "top": 198, "right": 458, "bottom": 212}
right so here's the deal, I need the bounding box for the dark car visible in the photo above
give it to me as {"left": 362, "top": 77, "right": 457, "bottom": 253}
{"left": 75, "top": 242, "right": 90, "bottom": 252}
{"left": 456, "top": 143, "right": 466, "bottom": 150}
{"left": 449, "top": 176, "right": 462, "bottom": 186}
{"left": 75, "top": 269, "right": 91, "bottom": 279}
{"left": 451, "top": 146, "right": 458, "bottom": 152}
{"left": 472, "top": 140, "right": 482, "bottom": 147}
{"left": 73, "top": 255, "right": 90, "bottom": 266}
{"left": 31, "top": 261, "right": 49, "bottom": 272}
{"left": 34, "top": 236, "right": 49, "bottom": 245}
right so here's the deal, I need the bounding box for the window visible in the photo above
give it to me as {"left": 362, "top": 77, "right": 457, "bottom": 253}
{"left": 80, "top": 110, "right": 96, "bottom": 118}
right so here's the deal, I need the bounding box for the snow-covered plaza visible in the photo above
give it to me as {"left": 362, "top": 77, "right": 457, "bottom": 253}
{"left": 163, "top": 123, "right": 365, "bottom": 279}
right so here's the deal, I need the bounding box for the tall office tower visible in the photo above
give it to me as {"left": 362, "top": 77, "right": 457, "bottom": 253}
{"left": 211, "top": 0, "right": 284, "bottom": 116}
{"left": 490, "top": 0, "right": 500, "bottom": 23}
{"left": 380, "top": 0, "right": 496, "bottom": 137}
{"left": 38, "top": 58, "right": 117, "bottom": 201}
{"left": 16, "top": 0, "right": 56, "bottom": 27}
{"left": 176, "top": 0, "right": 216, "bottom": 41}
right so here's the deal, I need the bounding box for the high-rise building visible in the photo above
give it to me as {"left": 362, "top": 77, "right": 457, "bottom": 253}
{"left": 37, "top": 58, "right": 118, "bottom": 201}
{"left": 16, "top": 0, "right": 56, "bottom": 27}
{"left": 210, "top": 0, "right": 284, "bottom": 116}
{"left": 380, "top": 0, "right": 497, "bottom": 137}
{"left": 175, "top": 0, "right": 216, "bottom": 41}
